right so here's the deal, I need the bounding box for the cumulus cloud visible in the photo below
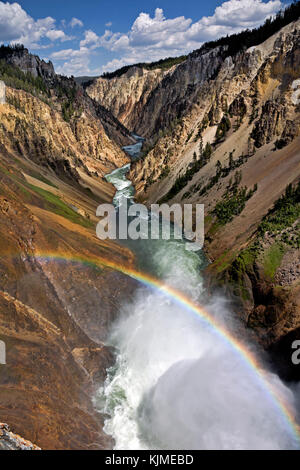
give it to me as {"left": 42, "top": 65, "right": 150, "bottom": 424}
{"left": 46, "top": 29, "right": 68, "bottom": 41}
{"left": 99, "top": 0, "right": 282, "bottom": 66}
{"left": 52, "top": 46, "right": 102, "bottom": 76}
{"left": 55, "top": 55, "right": 92, "bottom": 76}
{"left": 0, "top": 0, "right": 284, "bottom": 76}
{"left": 0, "top": 1, "right": 71, "bottom": 47}
{"left": 185, "top": 0, "right": 283, "bottom": 42}
{"left": 70, "top": 17, "right": 84, "bottom": 28}
{"left": 80, "top": 29, "right": 102, "bottom": 48}
{"left": 52, "top": 0, "right": 283, "bottom": 75}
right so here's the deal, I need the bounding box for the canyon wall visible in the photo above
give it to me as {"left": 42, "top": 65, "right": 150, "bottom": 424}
{"left": 87, "top": 66, "right": 173, "bottom": 132}
{"left": 0, "top": 47, "right": 137, "bottom": 449}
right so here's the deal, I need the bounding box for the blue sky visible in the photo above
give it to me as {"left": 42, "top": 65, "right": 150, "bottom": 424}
{"left": 0, "top": 0, "right": 290, "bottom": 76}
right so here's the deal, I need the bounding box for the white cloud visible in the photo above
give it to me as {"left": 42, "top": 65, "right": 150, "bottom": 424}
{"left": 46, "top": 29, "right": 68, "bottom": 41}
{"left": 99, "top": 1, "right": 282, "bottom": 61}
{"left": 54, "top": 0, "right": 283, "bottom": 76}
{"left": 51, "top": 46, "right": 102, "bottom": 76}
{"left": 70, "top": 17, "right": 84, "bottom": 28}
{"left": 185, "top": 0, "right": 283, "bottom": 42}
{"left": 0, "top": 1, "right": 71, "bottom": 47}
{"left": 101, "top": 57, "right": 129, "bottom": 73}
{"left": 80, "top": 29, "right": 102, "bottom": 48}
{"left": 129, "top": 8, "right": 192, "bottom": 47}
{"left": 51, "top": 46, "right": 91, "bottom": 60}
{"left": 55, "top": 54, "right": 102, "bottom": 77}
{"left": 55, "top": 55, "right": 91, "bottom": 76}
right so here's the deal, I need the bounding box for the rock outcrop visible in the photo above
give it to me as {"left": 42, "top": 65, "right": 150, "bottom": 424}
{"left": 0, "top": 134, "right": 137, "bottom": 449}
{"left": 0, "top": 423, "right": 40, "bottom": 450}
{"left": 0, "top": 45, "right": 55, "bottom": 80}
{"left": 2, "top": 86, "right": 129, "bottom": 180}
{"left": 129, "top": 21, "right": 300, "bottom": 200}
{"left": 87, "top": 47, "right": 226, "bottom": 138}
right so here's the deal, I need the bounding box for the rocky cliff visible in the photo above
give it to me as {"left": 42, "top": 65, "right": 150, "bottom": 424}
{"left": 131, "top": 20, "right": 300, "bottom": 201}
{"left": 0, "top": 150, "right": 138, "bottom": 447}
{"left": 87, "top": 66, "right": 173, "bottom": 132}
{"left": 0, "top": 423, "right": 40, "bottom": 450}
{"left": 0, "top": 46, "right": 138, "bottom": 449}
{"left": 2, "top": 86, "right": 129, "bottom": 181}
{"left": 86, "top": 49, "right": 226, "bottom": 138}
{"left": 0, "top": 45, "right": 55, "bottom": 80}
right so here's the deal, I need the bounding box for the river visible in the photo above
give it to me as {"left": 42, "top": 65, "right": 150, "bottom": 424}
{"left": 94, "top": 138, "right": 300, "bottom": 450}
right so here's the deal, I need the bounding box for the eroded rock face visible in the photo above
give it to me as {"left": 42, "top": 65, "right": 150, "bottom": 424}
{"left": 0, "top": 423, "right": 40, "bottom": 450}
{"left": 0, "top": 49, "right": 137, "bottom": 449}
{"left": 0, "top": 156, "right": 137, "bottom": 449}
{"left": 251, "top": 100, "right": 286, "bottom": 147}
{"left": 134, "top": 47, "right": 226, "bottom": 138}
{"left": 129, "top": 22, "right": 300, "bottom": 200}
{"left": 0, "top": 45, "right": 133, "bottom": 183}
{"left": 87, "top": 47, "right": 226, "bottom": 138}
{"left": 87, "top": 66, "right": 172, "bottom": 132}
{"left": 0, "top": 87, "right": 129, "bottom": 181}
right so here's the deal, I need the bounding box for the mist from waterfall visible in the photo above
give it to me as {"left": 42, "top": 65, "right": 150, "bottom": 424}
{"left": 95, "top": 245, "right": 299, "bottom": 450}
{"left": 94, "top": 146, "right": 300, "bottom": 450}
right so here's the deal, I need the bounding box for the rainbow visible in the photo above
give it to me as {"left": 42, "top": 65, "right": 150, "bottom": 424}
{"left": 10, "top": 251, "right": 300, "bottom": 446}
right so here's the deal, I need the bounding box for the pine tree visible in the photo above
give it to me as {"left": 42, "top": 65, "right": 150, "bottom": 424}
{"left": 216, "top": 160, "right": 222, "bottom": 175}
{"left": 199, "top": 135, "right": 203, "bottom": 157}
{"left": 203, "top": 142, "right": 212, "bottom": 163}
{"left": 229, "top": 152, "right": 234, "bottom": 170}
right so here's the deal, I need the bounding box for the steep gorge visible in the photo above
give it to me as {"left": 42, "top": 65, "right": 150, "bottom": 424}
{"left": 87, "top": 14, "right": 300, "bottom": 379}
{"left": 0, "top": 6, "right": 300, "bottom": 450}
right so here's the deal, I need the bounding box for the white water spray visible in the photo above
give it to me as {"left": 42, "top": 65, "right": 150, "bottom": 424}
{"left": 96, "top": 263, "right": 298, "bottom": 450}
{"left": 95, "top": 145, "right": 300, "bottom": 450}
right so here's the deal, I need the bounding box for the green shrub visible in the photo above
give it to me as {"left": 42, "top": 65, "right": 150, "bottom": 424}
{"left": 213, "top": 183, "right": 257, "bottom": 225}
{"left": 215, "top": 115, "right": 231, "bottom": 142}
